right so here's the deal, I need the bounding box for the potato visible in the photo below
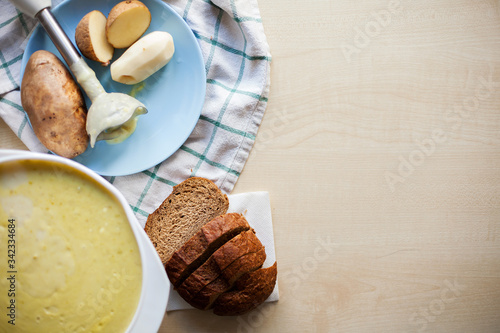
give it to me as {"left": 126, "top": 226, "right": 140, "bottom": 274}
{"left": 106, "top": 0, "right": 151, "bottom": 49}
{"left": 75, "top": 10, "right": 114, "bottom": 66}
{"left": 21, "top": 50, "right": 88, "bottom": 158}
{"left": 110, "top": 31, "right": 174, "bottom": 85}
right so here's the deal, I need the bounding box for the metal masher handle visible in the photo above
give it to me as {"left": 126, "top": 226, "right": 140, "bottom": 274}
{"left": 35, "top": 8, "right": 81, "bottom": 66}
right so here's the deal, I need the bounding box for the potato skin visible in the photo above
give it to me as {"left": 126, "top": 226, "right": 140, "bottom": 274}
{"left": 21, "top": 50, "right": 88, "bottom": 158}
{"left": 75, "top": 12, "right": 97, "bottom": 62}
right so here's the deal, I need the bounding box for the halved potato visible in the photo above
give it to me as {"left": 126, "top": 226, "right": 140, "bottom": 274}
{"left": 106, "top": 0, "right": 151, "bottom": 49}
{"left": 75, "top": 10, "right": 114, "bottom": 66}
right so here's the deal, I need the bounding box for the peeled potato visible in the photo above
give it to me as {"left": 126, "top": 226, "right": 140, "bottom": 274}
{"left": 106, "top": 0, "right": 151, "bottom": 49}
{"left": 75, "top": 10, "right": 114, "bottom": 66}
{"left": 110, "top": 31, "right": 175, "bottom": 85}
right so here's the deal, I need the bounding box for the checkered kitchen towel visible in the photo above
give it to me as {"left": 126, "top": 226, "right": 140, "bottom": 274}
{"left": 0, "top": 0, "right": 271, "bottom": 226}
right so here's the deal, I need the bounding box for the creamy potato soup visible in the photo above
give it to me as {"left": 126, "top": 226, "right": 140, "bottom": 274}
{"left": 0, "top": 159, "right": 142, "bottom": 332}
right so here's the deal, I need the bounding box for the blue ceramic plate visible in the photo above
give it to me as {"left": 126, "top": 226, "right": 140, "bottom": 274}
{"left": 21, "top": 0, "right": 205, "bottom": 176}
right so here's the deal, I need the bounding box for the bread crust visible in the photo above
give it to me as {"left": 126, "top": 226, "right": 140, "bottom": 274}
{"left": 166, "top": 213, "right": 250, "bottom": 286}
{"left": 213, "top": 262, "right": 277, "bottom": 316}
{"left": 192, "top": 248, "right": 267, "bottom": 310}
{"left": 221, "top": 247, "right": 266, "bottom": 284}
{"left": 176, "top": 229, "right": 264, "bottom": 303}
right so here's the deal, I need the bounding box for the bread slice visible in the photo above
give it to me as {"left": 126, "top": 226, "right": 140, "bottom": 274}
{"left": 186, "top": 249, "right": 266, "bottom": 310}
{"left": 166, "top": 213, "right": 250, "bottom": 287}
{"left": 220, "top": 247, "right": 266, "bottom": 284}
{"left": 184, "top": 232, "right": 266, "bottom": 310}
{"left": 176, "top": 229, "right": 264, "bottom": 302}
{"left": 213, "top": 262, "right": 277, "bottom": 316}
{"left": 144, "top": 177, "right": 229, "bottom": 265}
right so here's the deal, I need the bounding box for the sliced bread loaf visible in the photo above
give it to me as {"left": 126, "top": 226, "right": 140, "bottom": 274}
{"left": 176, "top": 229, "right": 264, "bottom": 302}
{"left": 144, "top": 177, "right": 229, "bottom": 265}
{"left": 213, "top": 262, "right": 277, "bottom": 316}
{"left": 166, "top": 213, "right": 250, "bottom": 286}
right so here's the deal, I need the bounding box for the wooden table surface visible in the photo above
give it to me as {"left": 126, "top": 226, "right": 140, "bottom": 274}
{"left": 2, "top": 0, "right": 500, "bottom": 332}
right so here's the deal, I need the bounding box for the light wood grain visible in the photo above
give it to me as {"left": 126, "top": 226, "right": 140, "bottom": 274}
{"left": 2, "top": 0, "right": 500, "bottom": 332}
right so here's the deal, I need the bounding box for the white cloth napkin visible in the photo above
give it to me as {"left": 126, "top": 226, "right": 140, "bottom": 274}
{"left": 167, "top": 191, "right": 279, "bottom": 312}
